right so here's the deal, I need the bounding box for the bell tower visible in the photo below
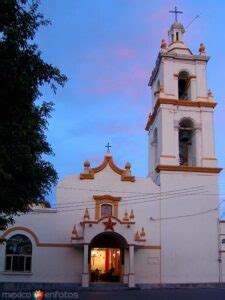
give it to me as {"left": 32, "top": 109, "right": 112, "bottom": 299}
{"left": 146, "top": 13, "right": 222, "bottom": 180}
{"left": 146, "top": 8, "right": 222, "bottom": 285}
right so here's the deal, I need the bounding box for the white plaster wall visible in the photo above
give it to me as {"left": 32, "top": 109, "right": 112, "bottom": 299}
{"left": 0, "top": 162, "right": 161, "bottom": 284}
{"left": 196, "top": 62, "right": 208, "bottom": 98}
{"left": 159, "top": 171, "right": 220, "bottom": 283}
{"left": 219, "top": 222, "right": 225, "bottom": 283}
{"left": 0, "top": 230, "right": 83, "bottom": 283}
{"left": 135, "top": 249, "right": 160, "bottom": 284}
{"left": 221, "top": 252, "right": 225, "bottom": 283}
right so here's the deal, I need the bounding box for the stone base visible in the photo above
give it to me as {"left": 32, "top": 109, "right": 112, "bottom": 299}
{"left": 82, "top": 273, "right": 89, "bottom": 288}
{"left": 128, "top": 273, "right": 135, "bottom": 288}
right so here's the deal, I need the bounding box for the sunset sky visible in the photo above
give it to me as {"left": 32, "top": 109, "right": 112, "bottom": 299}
{"left": 36, "top": 0, "right": 225, "bottom": 215}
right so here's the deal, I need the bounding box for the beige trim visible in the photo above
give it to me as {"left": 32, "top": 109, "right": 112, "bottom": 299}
{"left": 197, "top": 96, "right": 209, "bottom": 100}
{"left": 2, "top": 227, "right": 73, "bottom": 248}
{"left": 80, "top": 215, "right": 135, "bottom": 226}
{"left": 136, "top": 245, "right": 161, "bottom": 250}
{"left": 174, "top": 74, "right": 197, "bottom": 80}
{"left": 38, "top": 243, "right": 73, "bottom": 248}
{"left": 165, "top": 93, "right": 175, "bottom": 96}
{"left": 202, "top": 157, "right": 217, "bottom": 161}
{"left": 141, "top": 245, "right": 161, "bottom": 249}
{"left": 2, "top": 227, "right": 40, "bottom": 245}
{"left": 160, "top": 155, "right": 176, "bottom": 158}
{"left": 155, "top": 165, "right": 222, "bottom": 174}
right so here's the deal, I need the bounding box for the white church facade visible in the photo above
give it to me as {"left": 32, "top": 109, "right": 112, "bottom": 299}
{"left": 1, "top": 18, "right": 225, "bottom": 288}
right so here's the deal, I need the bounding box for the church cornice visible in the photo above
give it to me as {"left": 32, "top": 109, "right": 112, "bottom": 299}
{"left": 93, "top": 194, "right": 121, "bottom": 202}
{"left": 155, "top": 165, "right": 223, "bottom": 173}
{"left": 145, "top": 98, "right": 217, "bottom": 131}
{"left": 149, "top": 52, "right": 210, "bottom": 86}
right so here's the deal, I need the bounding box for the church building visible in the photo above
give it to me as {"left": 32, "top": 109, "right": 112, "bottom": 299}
{"left": 1, "top": 11, "right": 225, "bottom": 288}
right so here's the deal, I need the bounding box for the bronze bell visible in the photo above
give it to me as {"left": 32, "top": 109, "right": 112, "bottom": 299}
{"left": 180, "top": 130, "right": 190, "bottom": 143}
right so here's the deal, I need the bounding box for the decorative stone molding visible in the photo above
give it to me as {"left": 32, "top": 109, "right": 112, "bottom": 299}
{"left": 71, "top": 225, "right": 83, "bottom": 240}
{"left": 84, "top": 208, "right": 90, "bottom": 220}
{"left": 161, "top": 39, "right": 167, "bottom": 50}
{"left": 199, "top": 43, "right": 206, "bottom": 55}
{"left": 129, "top": 209, "right": 135, "bottom": 221}
{"left": 140, "top": 227, "right": 146, "bottom": 238}
{"left": 135, "top": 229, "right": 146, "bottom": 242}
{"left": 80, "top": 215, "right": 135, "bottom": 226}
{"left": 123, "top": 210, "right": 130, "bottom": 222}
{"left": 80, "top": 155, "right": 135, "bottom": 182}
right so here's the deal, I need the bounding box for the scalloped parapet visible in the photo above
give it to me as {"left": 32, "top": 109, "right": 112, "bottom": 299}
{"left": 80, "top": 155, "right": 135, "bottom": 182}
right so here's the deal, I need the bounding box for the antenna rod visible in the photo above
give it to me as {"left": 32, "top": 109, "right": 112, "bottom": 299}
{"left": 185, "top": 15, "right": 200, "bottom": 29}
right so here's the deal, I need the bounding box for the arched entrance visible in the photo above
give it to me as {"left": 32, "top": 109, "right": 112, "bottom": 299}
{"left": 89, "top": 232, "right": 127, "bottom": 283}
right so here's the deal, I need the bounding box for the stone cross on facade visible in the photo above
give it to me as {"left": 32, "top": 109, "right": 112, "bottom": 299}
{"left": 105, "top": 142, "right": 111, "bottom": 152}
{"left": 169, "top": 6, "right": 183, "bottom": 22}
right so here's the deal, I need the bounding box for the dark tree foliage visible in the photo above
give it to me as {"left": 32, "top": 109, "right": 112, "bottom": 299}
{"left": 0, "top": 0, "right": 67, "bottom": 229}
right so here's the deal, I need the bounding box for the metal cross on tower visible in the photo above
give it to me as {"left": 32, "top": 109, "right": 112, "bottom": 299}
{"left": 169, "top": 6, "right": 183, "bottom": 22}
{"left": 105, "top": 142, "right": 111, "bottom": 152}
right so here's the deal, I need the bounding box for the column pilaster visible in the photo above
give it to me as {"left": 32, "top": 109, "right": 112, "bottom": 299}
{"left": 82, "top": 243, "right": 89, "bottom": 287}
{"left": 128, "top": 244, "right": 135, "bottom": 288}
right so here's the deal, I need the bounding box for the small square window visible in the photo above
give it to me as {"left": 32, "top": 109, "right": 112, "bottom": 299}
{"left": 101, "top": 204, "right": 112, "bottom": 218}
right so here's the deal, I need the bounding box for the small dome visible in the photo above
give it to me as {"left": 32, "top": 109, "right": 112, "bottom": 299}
{"left": 125, "top": 162, "right": 131, "bottom": 169}
{"left": 170, "top": 22, "right": 185, "bottom": 32}
{"left": 84, "top": 160, "right": 90, "bottom": 167}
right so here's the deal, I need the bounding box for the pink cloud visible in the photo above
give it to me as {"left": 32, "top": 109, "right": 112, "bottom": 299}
{"left": 113, "top": 46, "right": 136, "bottom": 59}
{"left": 70, "top": 118, "right": 145, "bottom": 137}
{"left": 88, "top": 64, "right": 149, "bottom": 97}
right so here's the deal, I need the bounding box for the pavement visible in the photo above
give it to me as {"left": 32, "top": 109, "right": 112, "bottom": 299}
{"left": 78, "top": 288, "right": 225, "bottom": 300}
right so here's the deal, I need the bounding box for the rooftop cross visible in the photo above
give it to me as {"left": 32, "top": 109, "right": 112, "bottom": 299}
{"left": 105, "top": 142, "right": 111, "bottom": 152}
{"left": 169, "top": 6, "right": 183, "bottom": 22}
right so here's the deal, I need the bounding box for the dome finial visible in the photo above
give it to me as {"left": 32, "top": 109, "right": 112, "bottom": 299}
{"left": 161, "top": 39, "right": 167, "bottom": 50}
{"left": 199, "top": 43, "right": 206, "bottom": 55}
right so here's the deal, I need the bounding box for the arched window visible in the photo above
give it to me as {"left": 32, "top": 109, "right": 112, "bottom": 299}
{"left": 179, "top": 119, "right": 196, "bottom": 166}
{"left": 5, "top": 234, "right": 32, "bottom": 272}
{"left": 178, "top": 71, "right": 191, "bottom": 100}
{"left": 101, "top": 204, "right": 113, "bottom": 218}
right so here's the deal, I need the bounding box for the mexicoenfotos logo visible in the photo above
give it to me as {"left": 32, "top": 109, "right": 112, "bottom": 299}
{"left": 1, "top": 290, "right": 79, "bottom": 299}
{"left": 33, "top": 290, "right": 44, "bottom": 300}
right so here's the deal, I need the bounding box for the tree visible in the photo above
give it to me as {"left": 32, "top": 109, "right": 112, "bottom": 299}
{"left": 0, "top": 0, "right": 67, "bottom": 230}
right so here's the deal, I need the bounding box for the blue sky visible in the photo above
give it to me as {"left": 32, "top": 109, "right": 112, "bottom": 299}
{"left": 35, "top": 0, "right": 225, "bottom": 212}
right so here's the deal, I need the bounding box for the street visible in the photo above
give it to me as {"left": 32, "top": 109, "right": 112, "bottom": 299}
{"left": 78, "top": 288, "right": 225, "bottom": 300}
